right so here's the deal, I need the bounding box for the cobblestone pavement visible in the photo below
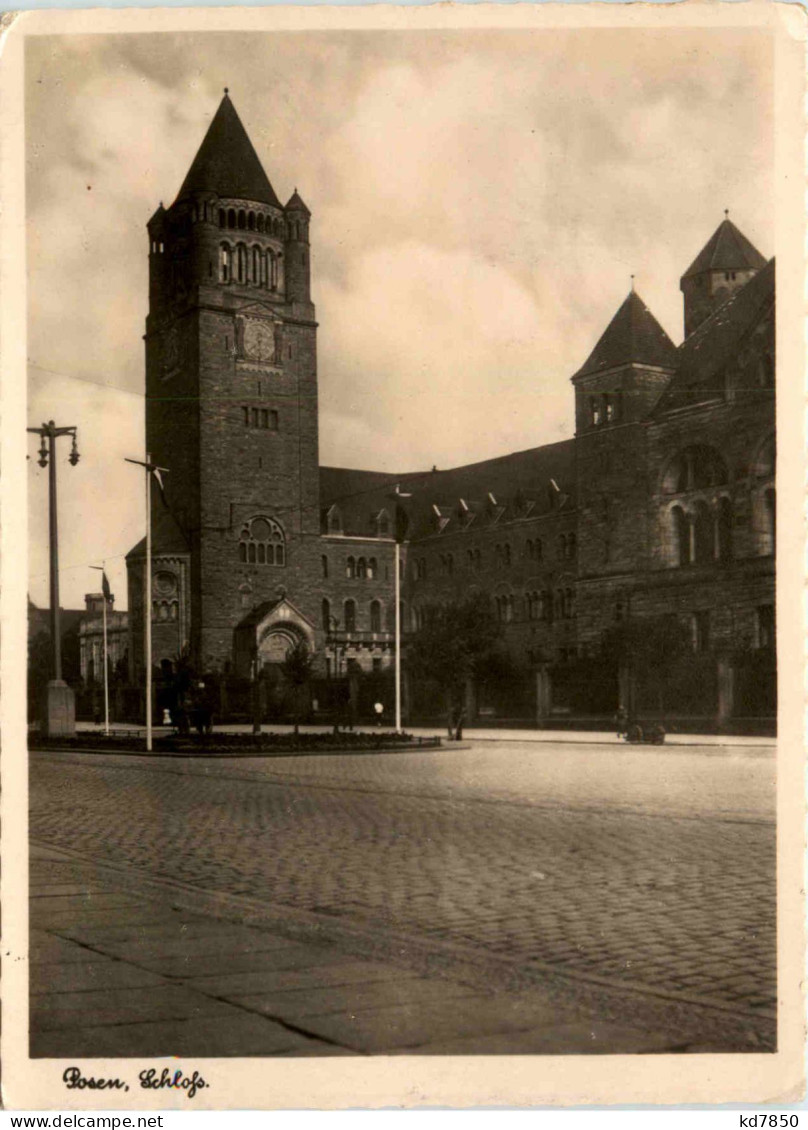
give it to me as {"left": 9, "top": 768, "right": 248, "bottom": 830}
{"left": 30, "top": 743, "right": 776, "bottom": 1023}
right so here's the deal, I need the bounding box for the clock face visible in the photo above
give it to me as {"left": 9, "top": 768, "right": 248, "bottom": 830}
{"left": 242, "top": 318, "right": 277, "bottom": 364}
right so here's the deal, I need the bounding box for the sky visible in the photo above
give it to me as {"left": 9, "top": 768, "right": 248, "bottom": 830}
{"left": 25, "top": 27, "right": 774, "bottom": 609}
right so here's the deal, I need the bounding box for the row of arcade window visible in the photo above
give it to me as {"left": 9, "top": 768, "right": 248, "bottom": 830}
{"left": 669, "top": 490, "right": 774, "bottom": 567}
{"left": 416, "top": 535, "right": 575, "bottom": 580}
{"left": 525, "top": 589, "right": 575, "bottom": 622}
{"left": 218, "top": 208, "right": 286, "bottom": 236}
{"left": 322, "top": 598, "right": 386, "bottom": 635}
{"left": 220, "top": 244, "right": 281, "bottom": 288}
{"left": 242, "top": 407, "right": 279, "bottom": 430}
{"left": 589, "top": 393, "right": 621, "bottom": 428}
{"left": 238, "top": 517, "right": 285, "bottom": 566}
{"left": 151, "top": 600, "right": 178, "bottom": 622}
{"left": 345, "top": 556, "right": 378, "bottom": 580}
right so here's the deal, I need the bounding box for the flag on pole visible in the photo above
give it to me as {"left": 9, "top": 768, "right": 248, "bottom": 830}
{"left": 101, "top": 571, "right": 111, "bottom": 601}
{"left": 151, "top": 465, "right": 169, "bottom": 506}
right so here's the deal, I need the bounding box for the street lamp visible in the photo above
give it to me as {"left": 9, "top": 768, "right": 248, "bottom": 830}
{"left": 27, "top": 420, "right": 80, "bottom": 736}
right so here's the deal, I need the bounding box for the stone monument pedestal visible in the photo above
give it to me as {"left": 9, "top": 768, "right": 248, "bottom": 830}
{"left": 43, "top": 680, "right": 76, "bottom": 737}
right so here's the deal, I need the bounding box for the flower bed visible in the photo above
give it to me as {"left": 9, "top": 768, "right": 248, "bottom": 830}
{"left": 29, "top": 730, "right": 440, "bottom": 757}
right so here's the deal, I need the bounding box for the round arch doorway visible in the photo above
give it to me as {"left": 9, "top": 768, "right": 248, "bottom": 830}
{"left": 256, "top": 626, "right": 311, "bottom": 722}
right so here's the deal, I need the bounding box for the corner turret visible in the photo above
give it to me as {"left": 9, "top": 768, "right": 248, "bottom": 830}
{"left": 284, "top": 189, "right": 311, "bottom": 305}
{"left": 680, "top": 214, "right": 767, "bottom": 338}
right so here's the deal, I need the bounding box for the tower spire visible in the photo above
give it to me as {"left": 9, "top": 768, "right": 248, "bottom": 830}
{"left": 174, "top": 93, "right": 280, "bottom": 207}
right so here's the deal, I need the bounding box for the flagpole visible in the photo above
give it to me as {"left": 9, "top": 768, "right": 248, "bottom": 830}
{"left": 145, "top": 451, "right": 153, "bottom": 752}
{"left": 395, "top": 540, "right": 401, "bottom": 733}
{"left": 102, "top": 569, "right": 109, "bottom": 736}
{"left": 126, "top": 454, "right": 168, "bottom": 754}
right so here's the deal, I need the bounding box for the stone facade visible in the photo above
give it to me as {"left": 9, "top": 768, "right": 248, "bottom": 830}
{"left": 126, "top": 97, "right": 775, "bottom": 728}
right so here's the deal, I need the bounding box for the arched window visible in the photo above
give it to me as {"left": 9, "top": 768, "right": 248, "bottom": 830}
{"left": 268, "top": 251, "right": 277, "bottom": 290}
{"left": 356, "top": 557, "right": 367, "bottom": 579}
{"left": 716, "top": 497, "right": 733, "bottom": 562}
{"left": 504, "top": 544, "right": 511, "bottom": 566}
{"left": 238, "top": 210, "right": 246, "bottom": 230}
{"left": 322, "top": 598, "right": 330, "bottom": 631}
{"left": 238, "top": 516, "right": 285, "bottom": 566}
{"left": 346, "top": 556, "right": 356, "bottom": 579}
{"left": 219, "top": 244, "right": 231, "bottom": 283}
{"left": 236, "top": 244, "right": 247, "bottom": 284}
{"left": 227, "top": 209, "right": 236, "bottom": 229}
{"left": 321, "top": 554, "right": 329, "bottom": 578}
{"left": 344, "top": 600, "right": 356, "bottom": 633}
{"left": 248, "top": 211, "right": 256, "bottom": 231}
{"left": 252, "top": 246, "right": 261, "bottom": 284}
{"left": 257, "top": 214, "right": 265, "bottom": 234}
{"left": 370, "top": 600, "right": 382, "bottom": 633}
{"left": 327, "top": 506, "right": 342, "bottom": 534}
{"left": 693, "top": 500, "right": 713, "bottom": 564}
{"left": 367, "top": 557, "right": 377, "bottom": 580}
{"left": 376, "top": 511, "right": 390, "bottom": 536}
{"left": 672, "top": 505, "right": 689, "bottom": 567}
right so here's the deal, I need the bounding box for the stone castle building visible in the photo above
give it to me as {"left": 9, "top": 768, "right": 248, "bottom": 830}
{"left": 127, "top": 95, "right": 775, "bottom": 729}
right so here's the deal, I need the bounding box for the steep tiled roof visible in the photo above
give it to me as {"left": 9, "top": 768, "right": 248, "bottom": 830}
{"left": 573, "top": 291, "right": 677, "bottom": 379}
{"left": 319, "top": 440, "right": 576, "bottom": 542}
{"left": 681, "top": 218, "right": 767, "bottom": 281}
{"left": 285, "top": 189, "right": 311, "bottom": 216}
{"left": 402, "top": 441, "right": 576, "bottom": 541}
{"left": 655, "top": 259, "right": 775, "bottom": 414}
{"left": 175, "top": 93, "right": 281, "bottom": 208}
{"left": 319, "top": 467, "right": 424, "bottom": 539}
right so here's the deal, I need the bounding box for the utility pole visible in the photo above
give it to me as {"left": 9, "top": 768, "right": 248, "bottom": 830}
{"left": 27, "top": 420, "right": 80, "bottom": 736}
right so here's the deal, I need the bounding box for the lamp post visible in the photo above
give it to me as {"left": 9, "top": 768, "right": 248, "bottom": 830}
{"left": 27, "top": 420, "right": 80, "bottom": 735}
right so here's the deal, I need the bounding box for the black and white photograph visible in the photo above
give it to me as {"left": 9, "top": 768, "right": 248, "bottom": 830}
{"left": 2, "top": 1, "right": 804, "bottom": 1109}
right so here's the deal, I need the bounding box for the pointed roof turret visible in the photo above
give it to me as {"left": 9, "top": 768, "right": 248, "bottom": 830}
{"left": 574, "top": 290, "right": 677, "bottom": 379}
{"left": 681, "top": 216, "right": 767, "bottom": 281}
{"left": 175, "top": 92, "right": 281, "bottom": 208}
{"left": 285, "top": 188, "right": 311, "bottom": 216}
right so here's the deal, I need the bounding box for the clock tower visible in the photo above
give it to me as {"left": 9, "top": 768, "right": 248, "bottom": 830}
{"left": 128, "top": 92, "right": 322, "bottom": 677}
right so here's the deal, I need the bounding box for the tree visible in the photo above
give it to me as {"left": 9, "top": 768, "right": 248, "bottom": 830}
{"left": 406, "top": 593, "right": 503, "bottom": 720}
{"left": 280, "top": 640, "right": 315, "bottom": 735}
